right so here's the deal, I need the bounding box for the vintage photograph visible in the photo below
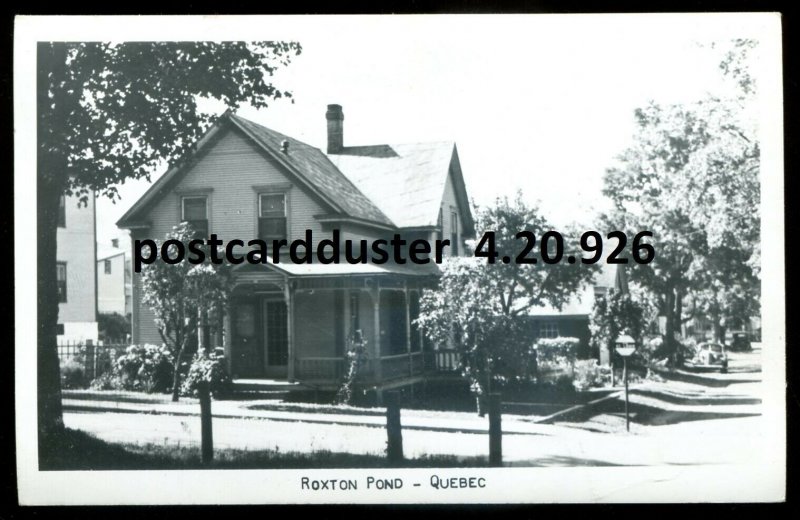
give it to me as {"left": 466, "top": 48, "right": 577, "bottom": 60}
{"left": 15, "top": 14, "right": 784, "bottom": 504}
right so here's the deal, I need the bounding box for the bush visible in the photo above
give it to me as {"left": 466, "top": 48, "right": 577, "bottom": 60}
{"left": 535, "top": 337, "right": 580, "bottom": 365}
{"left": 572, "top": 359, "right": 611, "bottom": 391}
{"left": 89, "top": 372, "right": 123, "bottom": 391}
{"left": 180, "top": 350, "right": 231, "bottom": 398}
{"left": 60, "top": 356, "right": 87, "bottom": 389}
{"left": 116, "top": 344, "right": 175, "bottom": 393}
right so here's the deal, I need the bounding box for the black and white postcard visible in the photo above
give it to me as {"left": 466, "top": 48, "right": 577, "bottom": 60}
{"left": 14, "top": 13, "right": 785, "bottom": 504}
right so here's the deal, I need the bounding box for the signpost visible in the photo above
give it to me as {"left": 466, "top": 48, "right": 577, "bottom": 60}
{"left": 615, "top": 334, "right": 636, "bottom": 432}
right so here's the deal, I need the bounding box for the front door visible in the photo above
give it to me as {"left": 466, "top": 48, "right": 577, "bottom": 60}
{"left": 232, "top": 300, "right": 262, "bottom": 377}
{"left": 263, "top": 300, "right": 289, "bottom": 378}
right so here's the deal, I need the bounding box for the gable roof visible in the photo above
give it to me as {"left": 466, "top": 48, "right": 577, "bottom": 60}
{"left": 327, "top": 142, "right": 474, "bottom": 235}
{"left": 117, "top": 111, "right": 472, "bottom": 235}
{"left": 229, "top": 115, "right": 393, "bottom": 227}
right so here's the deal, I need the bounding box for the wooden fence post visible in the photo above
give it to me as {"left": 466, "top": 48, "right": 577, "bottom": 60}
{"left": 385, "top": 390, "right": 403, "bottom": 464}
{"left": 199, "top": 381, "right": 213, "bottom": 464}
{"left": 488, "top": 392, "right": 502, "bottom": 467}
{"left": 85, "top": 340, "right": 95, "bottom": 381}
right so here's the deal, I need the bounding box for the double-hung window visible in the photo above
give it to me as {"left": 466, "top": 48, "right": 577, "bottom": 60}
{"left": 181, "top": 196, "right": 208, "bottom": 238}
{"left": 56, "top": 262, "right": 67, "bottom": 303}
{"left": 258, "top": 193, "right": 287, "bottom": 242}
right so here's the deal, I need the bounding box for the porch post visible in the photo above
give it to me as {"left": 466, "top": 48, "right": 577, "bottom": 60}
{"left": 197, "top": 308, "right": 206, "bottom": 354}
{"left": 405, "top": 285, "right": 412, "bottom": 376}
{"left": 223, "top": 307, "right": 232, "bottom": 373}
{"left": 373, "top": 287, "right": 382, "bottom": 382}
{"left": 287, "top": 279, "right": 296, "bottom": 382}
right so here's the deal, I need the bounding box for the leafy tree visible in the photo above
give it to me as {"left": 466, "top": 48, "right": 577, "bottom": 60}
{"left": 601, "top": 40, "right": 759, "bottom": 362}
{"left": 37, "top": 41, "right": 301, "bottom": 437}
{"left": 98, "top": 312, "right": 131, "bottom": 344}
{"left": 589, "top": 289, "right": 647, "bottom": 373}
{"left": 140, "top": 223, "right": 231, "bottom": 401}
{"left": 416, "top": 195, "right": 598, "bottom": 411}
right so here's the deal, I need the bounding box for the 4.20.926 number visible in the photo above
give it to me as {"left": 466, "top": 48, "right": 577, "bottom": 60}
{"left": 474, "top": 230, "right": 655, "bottom": 265}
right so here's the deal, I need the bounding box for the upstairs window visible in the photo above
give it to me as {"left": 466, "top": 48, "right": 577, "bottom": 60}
{"left": 57, "top": 195, "right": 66, "bottom": 228}
{"left": 181, "top": 196, "right": 208, "bottom": 238}
{"left": 56, "top": 262, "right": 67, "bottom": 303}
{"left": 259, "top": 193, "right": 287, "bottom": 242}
{"left": 104, "top": 259, "right": 112, "bottom": 274}
{"left": 450, "top": 208, "right": 459, "bottom": 256}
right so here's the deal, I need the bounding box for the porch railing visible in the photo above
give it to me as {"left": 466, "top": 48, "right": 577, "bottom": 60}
{"left": 295, "top": 349, "right": 458, "bottom": 384}
{"left": 380, "top": 353, "right": 413, "bottom": 380}
{"left": 434, "top": 349, "right": 459, "bottom": 372}
{"left": 295, "top": 357, "right": 347, "bottom": 381}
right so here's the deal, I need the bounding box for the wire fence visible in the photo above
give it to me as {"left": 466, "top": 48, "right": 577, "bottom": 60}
{"left": 58, "top": 341, "right": 130, "bottom": 381}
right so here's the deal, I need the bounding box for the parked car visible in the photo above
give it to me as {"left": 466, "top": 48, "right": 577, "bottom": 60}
{"left": 728, "top": 331, "right": 752, "bottom": 352}
{"left": 693, "top": 342, "right": 728, "bottom": 373}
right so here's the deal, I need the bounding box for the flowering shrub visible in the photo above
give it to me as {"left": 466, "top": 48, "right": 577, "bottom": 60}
{"left": 116, "top": 344, "right": 175, "bottom": 393}
{"left": 180, "top": 350, "right": 231, "bottom": 398}
{"left": 534, "top": 337, "right": 580, "bottom": 364}
{"left": 336, "top": 331, "right": 369, "bottom": 405}
{"left": 572, "top": 359, "right": 611, "bottom": 391}
{"left": 89, "top": 372, "right": 123, "bottom": 390}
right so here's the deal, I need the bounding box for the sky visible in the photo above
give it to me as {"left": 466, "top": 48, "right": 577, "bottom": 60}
{"left": 94, "top": 14, "right": 771, "bottom": 247}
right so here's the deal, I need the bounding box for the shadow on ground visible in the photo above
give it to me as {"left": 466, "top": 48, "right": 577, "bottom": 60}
{"left": 632, "top": 388, "right": 762, "bottom": 406}
{"left": 554, "top": 397, "right": 759, "bottom": 427}
{"left": 39, "top": 428, "right": 490, "bottom": 471}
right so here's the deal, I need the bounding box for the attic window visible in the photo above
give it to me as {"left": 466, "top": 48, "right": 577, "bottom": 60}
{"left": 181, "top": 196, "right": 209, "bottom": 238}
{"left": 259, "top": 193, "right": 287, "bottom": 242}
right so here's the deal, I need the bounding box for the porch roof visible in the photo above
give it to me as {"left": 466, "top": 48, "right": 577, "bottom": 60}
{"left": 237, "top": 255, "right": 441, "bottom": 278}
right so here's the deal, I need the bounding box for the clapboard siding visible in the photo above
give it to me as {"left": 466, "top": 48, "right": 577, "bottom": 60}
{"left": 145, "top": 129, "right": 328, "bottom": 246}
{"left": 57, "top": 193, "right": 96, "bottom": 324}
{"left": 133, "top": 128, "right": 331, "bottom": 345}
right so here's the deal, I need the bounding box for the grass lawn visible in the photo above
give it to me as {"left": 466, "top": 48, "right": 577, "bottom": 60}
{"left": 40, "top": 428, "right": 490, "bottom": 470}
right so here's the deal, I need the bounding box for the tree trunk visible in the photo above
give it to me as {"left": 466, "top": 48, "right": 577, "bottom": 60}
{"left": 37, "top": 42, "right": 70, "bottom": 453}
{"left": 171, "top": 339, "right": 187, "bottom": 402}
{"left": 37, "top": 174, "right": 65, "bottom": 445}
{"left": 713, "top": 316, "right": 723, "bottom": 343}
{"left": 663, "top": 288, "right": 677, "bottom": 365}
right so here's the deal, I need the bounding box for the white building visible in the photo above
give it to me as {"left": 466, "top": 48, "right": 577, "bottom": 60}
{"left": 97, "top": 238, "right": 132, "bottom": 318}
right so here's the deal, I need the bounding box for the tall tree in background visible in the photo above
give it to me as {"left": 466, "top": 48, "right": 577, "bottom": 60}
{"left": 417, "top": 195, "right": 598, "bottom": 408}
{"left": 37, "top": 41, "right": 301, "bottom": 446}
{"left": 601, "top": 40, "right": 759, "bottom": 360}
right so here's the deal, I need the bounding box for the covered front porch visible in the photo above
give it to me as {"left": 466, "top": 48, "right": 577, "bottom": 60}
{"left": 222, "top": 261, "right": 456, "bottom": 391}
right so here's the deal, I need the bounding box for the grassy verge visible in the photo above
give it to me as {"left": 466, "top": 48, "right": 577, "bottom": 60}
{"left": 40, "top": 428, "right": 489, "bottom": 470}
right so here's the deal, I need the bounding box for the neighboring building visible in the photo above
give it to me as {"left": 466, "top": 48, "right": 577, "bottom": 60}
{"left": 117, "top": 105, "right": 475, "bottom": 392}
{"left": 56, "top": 191, "right": 99, "bottom": 344}
{"left": 97, "top": 238, "right": 132, "bottom": 318}
{"left": 522, "top": 264, "right": 628, "bottom": 364}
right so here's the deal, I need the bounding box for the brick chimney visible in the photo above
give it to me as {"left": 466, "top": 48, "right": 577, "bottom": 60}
{"left": 326, "top": 104, "right": 344, "bottom": 154}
